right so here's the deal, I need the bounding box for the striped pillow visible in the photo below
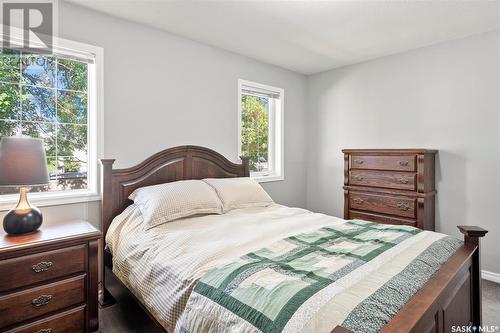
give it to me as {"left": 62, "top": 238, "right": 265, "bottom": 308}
{"left": 129, "top": 179, "right": 223, "bottom": 229}
{"left": 203, "top": 177, "right": 274, "bottom": 212}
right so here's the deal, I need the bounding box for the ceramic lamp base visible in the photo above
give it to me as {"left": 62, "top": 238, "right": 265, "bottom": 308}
{"left": 3, "top": 207, "right": 43, "bottom": 235}
{"left": 2, "top": 187, "right": 43, "bottom": 235}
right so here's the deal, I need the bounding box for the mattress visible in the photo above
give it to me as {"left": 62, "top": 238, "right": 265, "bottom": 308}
{"left": 106, "top": 204, "right": 462, "bottom": 333}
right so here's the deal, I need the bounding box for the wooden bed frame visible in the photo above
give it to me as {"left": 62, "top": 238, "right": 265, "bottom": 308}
{"left": 100, "top": 145, "right": 487, "bottom": 333}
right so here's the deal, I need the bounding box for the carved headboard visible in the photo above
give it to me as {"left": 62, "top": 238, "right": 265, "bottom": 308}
{"left": 100, "top": 145, "right": 249, "bottom": 237}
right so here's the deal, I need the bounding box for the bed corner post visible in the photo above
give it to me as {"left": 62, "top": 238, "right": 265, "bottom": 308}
{"left": 100, "top": 159, "right": 115, "bottom": 236}
{"left": 457, "top": 225, "right": 488, "bottom": 327}
{"left": 240, "top": 155, "right": 250, "bottom": 177}
{"left": 99, "top": 158, "right": 116, "bottom": 307}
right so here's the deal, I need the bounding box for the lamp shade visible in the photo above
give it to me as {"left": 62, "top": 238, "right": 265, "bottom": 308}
{"left": 0, "top": 137, "right": 49, "bottom": 186}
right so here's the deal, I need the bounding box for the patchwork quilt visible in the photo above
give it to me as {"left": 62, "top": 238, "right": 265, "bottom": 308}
{"left": 106, "top": 204, "right": 462, "bottom": 333}
{"left": 176, "top": 220, "right": 462, "bottom": 333}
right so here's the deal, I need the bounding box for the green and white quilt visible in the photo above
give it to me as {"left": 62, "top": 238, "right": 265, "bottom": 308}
{"left": 176, "top": 220, "right": 462, "bottom": 333}
{"left": 106, "top": 204, "right": 462, "bottom": 333}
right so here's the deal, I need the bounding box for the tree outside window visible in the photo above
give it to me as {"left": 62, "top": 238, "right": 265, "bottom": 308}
{"left": 0, "top": 48, "right": 89, "bottom": 195}
{"left": 239, "top": 79, "right": 283, "bottom": 181}
{"left": 240, "top": 94, "right": 269, "bottom": 173}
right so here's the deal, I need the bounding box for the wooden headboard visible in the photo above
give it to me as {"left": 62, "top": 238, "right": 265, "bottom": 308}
{"left": 100, "top": 145, "right": 249, "bottom": 237}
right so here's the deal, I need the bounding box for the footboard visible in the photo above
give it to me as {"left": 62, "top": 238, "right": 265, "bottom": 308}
{"left": 332, "top": 225, "right": 487, "bottom": 333}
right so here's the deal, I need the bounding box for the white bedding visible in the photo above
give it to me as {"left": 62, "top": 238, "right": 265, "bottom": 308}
{"left": 106, "top": 204, "right": 461, "bottom": 333}
{"left": 106, "top": 204, "right": 346, "bottom": 332}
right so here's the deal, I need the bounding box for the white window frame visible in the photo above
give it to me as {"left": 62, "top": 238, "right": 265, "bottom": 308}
{"left": 238, "top": 79, "right": 284, "bottom": 183}
{"left": 0, "top": 28, "right": 104, "bottom": 210}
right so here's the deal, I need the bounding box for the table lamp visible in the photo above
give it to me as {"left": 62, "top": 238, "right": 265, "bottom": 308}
{"left": 0, "top": 137, "right": 49, "bottom": 235}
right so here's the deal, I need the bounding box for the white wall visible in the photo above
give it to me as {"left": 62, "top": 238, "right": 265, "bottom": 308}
{"left": 0, "top": 3, "right": 309, "bottom": 227}
{"left": 307, "top": 29, "right": 500, "bottom": 274}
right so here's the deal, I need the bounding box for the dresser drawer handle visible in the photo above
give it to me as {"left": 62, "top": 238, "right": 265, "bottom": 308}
{"left": 354, "top": 159, "right": 364, "bottom": 165}
{"left": 36, "top": 329, "right": 52, "bottom": 333}
{"left": 354, "top": 175, "right": 364, "bottom": 181}
{"left": 398, "top": 177, "right": 409, "bottom": 184}
{"left": 399, "top": 160, "right": 409, "bottom": 166}
{"left": 32, "top": 261, "right": 53, "bottom": 273}
{"left": 32, "top": 294, "right": 52, "bottom": 307}
{"left": 398, "top": 202, "right": 410, "bottom": 211}
{"left": 353, "top": 198, "right": 364, "bottom": 204}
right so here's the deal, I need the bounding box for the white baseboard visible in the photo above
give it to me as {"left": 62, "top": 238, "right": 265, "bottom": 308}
{"left": 482, "top": 270, "right": 500, "bottom": 284}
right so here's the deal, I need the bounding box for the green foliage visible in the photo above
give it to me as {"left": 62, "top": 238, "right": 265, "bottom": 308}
{"left": 57, "top": 124, "right": 87, "bottom": 158}
{"left": 57, "top": 59, "right": 87, "bottom": 91}
{"left": 241, "top": 95, "right": 269, "bottom": 172}
{"left": 57, "top": 91, "right": 87, "bottom": 124}
{"left": 62, "top": 159, "right": 81, "bottom": 172}
{"left": 0, "top": 49, "right": 20, "bottom": 83}
{"left": 0, "top": 48, "right": 89, "bottom": 191}
{"left": 0, "top": 83, "right": 19, "bottom": 119}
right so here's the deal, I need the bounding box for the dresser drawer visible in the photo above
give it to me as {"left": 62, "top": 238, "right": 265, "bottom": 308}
{"left": 349, "top": 193, "right": 416, "bottom": 218}
{"left": 5, "top": 306, "right": 85, "bottom": 333}
{"left": 0, "top": 275, "right": 85, "bottom": 329}
{"left": 349, "top": 170, "right": 416, "bottom": 191}
{"left": 349, "top": 210, "right": 417, "bottom": 227}
{"left": 0, "top": 245, "right": 86, "bottom": 293}
{"left": 350, "top": 155, "right": 416, "bottom": 171}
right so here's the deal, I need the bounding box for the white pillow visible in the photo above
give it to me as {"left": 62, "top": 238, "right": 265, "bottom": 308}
{"left": 203, "top": 177, "right": 274, "bottom": 212}
{"left": 129, "top": 179, "right": 223, "bottom": 229}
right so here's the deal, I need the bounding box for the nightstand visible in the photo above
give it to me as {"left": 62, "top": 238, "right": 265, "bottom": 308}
{"left": 0, "top": 221, "right": 102, "bottom": 333}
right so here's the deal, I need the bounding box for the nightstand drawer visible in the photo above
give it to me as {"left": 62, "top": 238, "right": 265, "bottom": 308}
{"left": 0, "top": 275, "right": 85, "bottom": 329}
{"left": 0, "top": 245, "right": 86, "bottom": 292}
{"left": 349, "top": 192, "right": 416, "bottom": 218}
{"left": 5, "top": 306, "right": 85, "bottom": 333}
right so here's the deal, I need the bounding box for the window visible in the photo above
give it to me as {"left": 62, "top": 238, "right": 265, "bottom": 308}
{"left": 238, "top": 79, "right": 283, "bottom": 182}
{"left": 0, "top": 34, "right": 102, "bottom": 206}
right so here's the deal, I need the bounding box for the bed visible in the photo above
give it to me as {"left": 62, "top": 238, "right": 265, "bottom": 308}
{"left": 100, "top": 145, "right": 487, "bottom": 333}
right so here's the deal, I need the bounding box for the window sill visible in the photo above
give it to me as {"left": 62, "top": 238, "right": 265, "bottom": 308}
{"left": 0, "top": 191, "right": 101, "bottom": 211}
{"left": 251, "top": 174, "right": 284, "bottom": 183}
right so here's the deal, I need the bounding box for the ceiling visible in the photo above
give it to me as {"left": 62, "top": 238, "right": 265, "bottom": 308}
{"left": 65, "top": 0, "right": 500, "bottom": 75}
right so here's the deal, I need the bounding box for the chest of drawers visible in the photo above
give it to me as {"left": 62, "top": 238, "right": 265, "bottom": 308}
{"left": 343, "top": 149, "right": 436, "bottom": 230}
{"left": 0, "top": 221, "right": 101, "bottom": 332}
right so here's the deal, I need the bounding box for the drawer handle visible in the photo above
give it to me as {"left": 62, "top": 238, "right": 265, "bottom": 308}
{"left": 354, "top": 175, "right": 364, "bottom": 181}
{"left": 398, "top": 202, "right": 410, "bottom": 211}
{"left": 353, "top": 198, "right": 364, "bottom": 204}
{"left": 32, "top": 294, "right": 52, "bottom": 307}
{"left": 398, "top": 177, "right": 409, "bottom": 184}
{"left": 354, "top": 159, "right": 364, "bottom": 165}
{"left": 36, "top": 329, "right": 52, "bottom": 333}
{"left": 399, "top": 160, "right": 409, "bottom": 166}
{"left": 32, "top": 261, "right": 53, "bottom": 273}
